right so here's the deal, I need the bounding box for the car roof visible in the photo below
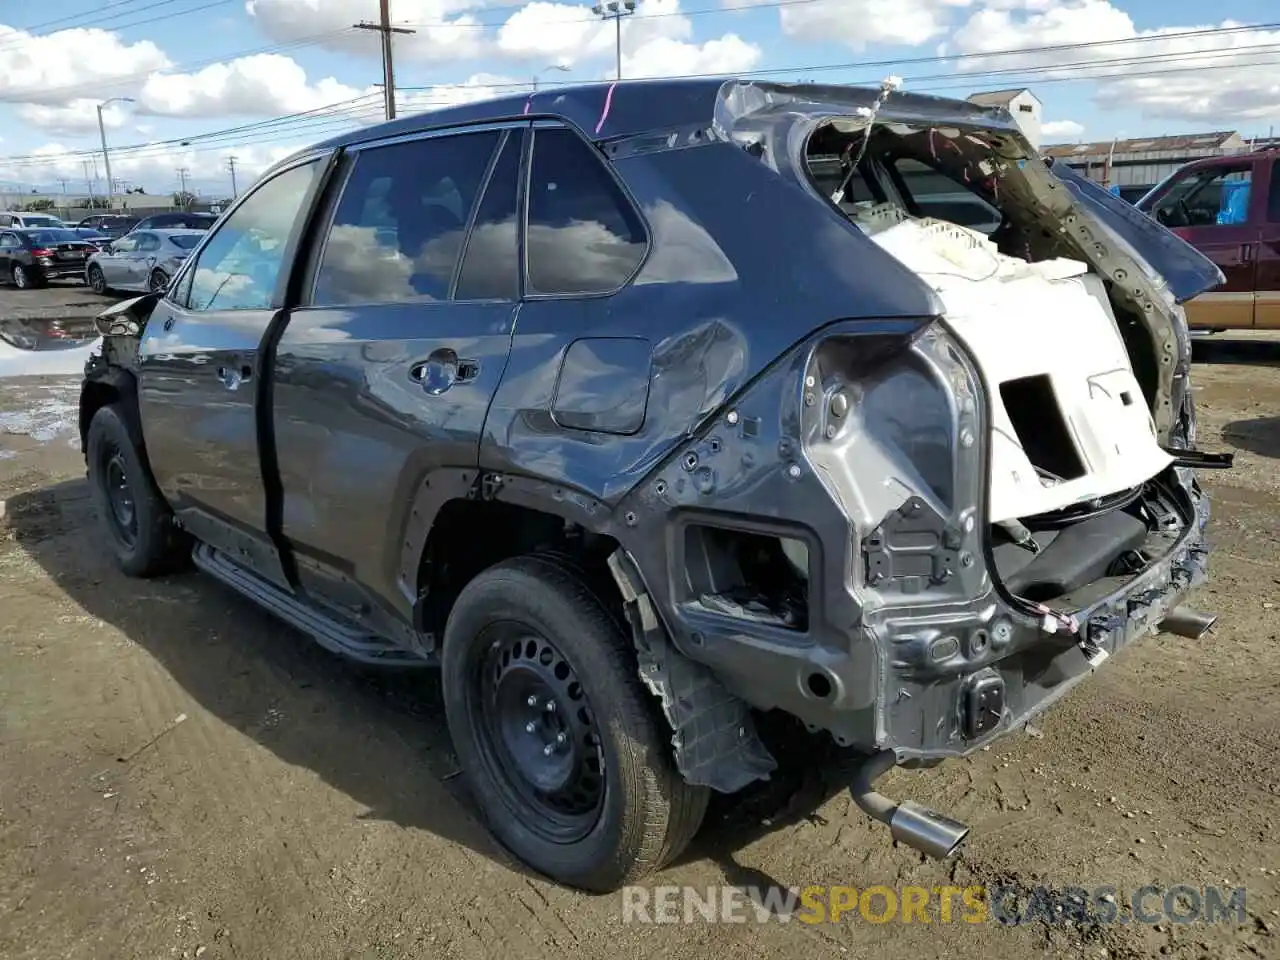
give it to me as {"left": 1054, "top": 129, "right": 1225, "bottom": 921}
{"left": 290, "top": 78, "right": 1023, "bottom": 162}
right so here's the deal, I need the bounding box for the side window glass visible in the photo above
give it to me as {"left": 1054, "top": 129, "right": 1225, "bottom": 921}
{"left": 313, "top": 130, "right": 500, "bottom": 305}
{"left": 186, "top": 160, "right": 320, "bottom": 312}
{"left": 0, "top": 216, "right": 11, "bottom": 226}
{"left": 1155, "top": 165, "right": 1252, "bottom": 228}
{"left": 136, "top": 233, "right": 159, "bottom": 252}
{"left": 455, "top": 129, "right": 523, "bottom": 301}
{"left": 113, "top": 237, "right": 137, "bottom": 253}
{"left": 526, "top": 127, "right": 646, "bottom": 296}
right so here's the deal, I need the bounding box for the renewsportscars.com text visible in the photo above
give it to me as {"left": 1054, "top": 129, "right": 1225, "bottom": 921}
{"left": 621, "top": 884, "right": 1248, "bottom": 926}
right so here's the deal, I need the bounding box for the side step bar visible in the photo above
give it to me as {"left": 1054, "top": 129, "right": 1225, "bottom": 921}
{"left": 192, "top": 543, "right": 433, "bottom": 667}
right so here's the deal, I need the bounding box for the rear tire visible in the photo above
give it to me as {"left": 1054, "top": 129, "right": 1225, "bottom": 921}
{"left": 442, "top": 555, "right": 708, "bottom": 892}
{"left": 12, "top": 264, "right": 36, "bottom": 289}
{"left": 149, "top": 269, "right": 169, "bottom": 294}
{"left": 87, "top": 265, "right": 107, "bottom": 294}
{"left": 85, "top": 404, "right": 190, "bottom": 577}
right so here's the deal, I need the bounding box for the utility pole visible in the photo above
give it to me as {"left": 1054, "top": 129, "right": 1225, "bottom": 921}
{"left": 227, "top": 155, "right": 239, "bottom": 198}
{"left": 82, "top": 159, "right": 95, "bottom": 202}
{"left": 176, "top": 167, "right": 190, "bottom": 207}
{"left": 354, "top": 0, "right": 415, "bottom": 120}
{"left": 592, "top": 0, "right": 635, "bottom": 79}
{"left": 96, "top": 97, "right": 135, "bottom": 212}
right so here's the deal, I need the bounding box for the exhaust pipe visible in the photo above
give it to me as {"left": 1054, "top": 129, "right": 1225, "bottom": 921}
{"left": 1158, "top": 606, "right": 1218, "bottom": 640}
{"left": 849, "top": 750, "right": 970, "bottom": 859}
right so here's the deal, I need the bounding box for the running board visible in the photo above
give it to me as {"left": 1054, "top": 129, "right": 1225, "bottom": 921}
{"left": 192, "top": 543, "right": 433, "bottom": 667}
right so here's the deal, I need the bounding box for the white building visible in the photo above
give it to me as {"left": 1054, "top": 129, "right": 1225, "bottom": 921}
{"left": 967, "top": 88, "right": 1043, "bottom": 150}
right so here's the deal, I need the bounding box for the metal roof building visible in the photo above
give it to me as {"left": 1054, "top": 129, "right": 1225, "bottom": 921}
{"left": 1041, "top": 131, "right": 1280, "bottom": 199}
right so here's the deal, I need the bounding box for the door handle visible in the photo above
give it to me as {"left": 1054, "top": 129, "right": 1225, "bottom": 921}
{"left": 409, "top": 349, "right": 480, "bottom": 396}
{"left": 1242, "top": 243, "right": 1254, "bottom": 262}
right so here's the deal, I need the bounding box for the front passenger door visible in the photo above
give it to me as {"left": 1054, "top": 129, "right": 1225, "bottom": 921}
{"left": 139, "top": 156, "right": 330, "bottom": 586}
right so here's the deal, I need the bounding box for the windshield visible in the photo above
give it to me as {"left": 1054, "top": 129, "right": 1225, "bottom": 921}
{"left": 169, "top": 233, "right": 202, "bottom": 250}
{"left": 24, "top": 216, "right": 64, "bottom": 227}
{"left": 26, "top": 229, "right": 84, "bottom": 243}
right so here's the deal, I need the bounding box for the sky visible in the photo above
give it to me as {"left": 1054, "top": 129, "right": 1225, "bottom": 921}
{"left": 0, "top": 0, "right": 1278, "bottom": 200}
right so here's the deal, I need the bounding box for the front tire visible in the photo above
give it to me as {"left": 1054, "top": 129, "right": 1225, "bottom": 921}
{"left": 85, "top": 404, "right": 190, "bottom": 577}
{"left": 442, "top": 555, "right": 708, "bottom": 892}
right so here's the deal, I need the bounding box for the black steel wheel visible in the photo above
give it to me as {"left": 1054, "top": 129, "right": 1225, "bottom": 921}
{"left": 100, "top": 443, "right": 138, "bottom": 548}
{"left": 85, "top": 404, "right": 190, "bottom": 577}
{"left": 442, "top": 554, "right": 708, "bottom": 893}
{"left": 471, "top": 626, "right": 606, "bottom": 843}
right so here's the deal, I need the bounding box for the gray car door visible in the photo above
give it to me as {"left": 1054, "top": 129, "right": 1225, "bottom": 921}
{"left": 127, "top": 232, "right": 161, "bottom": 286}
{"left": 138, "top": 155, "right": 331, "bottom": 587}
{"left": 270, "top": 124, "right": 524, "bottom": 629}
{"left": 99, "top": 235, "right": 135, "bottom": 285}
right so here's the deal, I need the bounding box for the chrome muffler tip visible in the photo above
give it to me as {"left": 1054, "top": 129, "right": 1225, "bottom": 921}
{"left": 888, "top": 800, "right": 971, "bottom": 859}
{"left": 1158, "top": 606, "right": 1218, "bottom": 640}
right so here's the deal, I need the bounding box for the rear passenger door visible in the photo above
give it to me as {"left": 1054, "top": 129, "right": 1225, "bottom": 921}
{"left": 271, "top": 123, "right": 526, "bottom": 626}
{"left": 139, "top": 156, "right": 330, "bottom": 586}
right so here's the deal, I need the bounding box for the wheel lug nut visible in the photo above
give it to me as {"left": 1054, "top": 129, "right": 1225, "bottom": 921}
{"left": 556, "top": 731, "right": 566, "bottom": 744}
{"left": 543, "top": 744, "right": 555, "bottom": 756}
{"left": 526, "top": 695, "right": 538, "bottom": 707}
{"left": 545, "top": 701, "right": 556, "bottom": 713}
{"left": 525, "top": 721, "right": 537, "bottom": 734}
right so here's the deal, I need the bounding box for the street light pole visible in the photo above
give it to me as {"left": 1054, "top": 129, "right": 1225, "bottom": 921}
{"left": 96, "top": 97, "right": 134, "bottom": 212}
{"left": 591, "top": 0, "right": 636, "bottom": 79}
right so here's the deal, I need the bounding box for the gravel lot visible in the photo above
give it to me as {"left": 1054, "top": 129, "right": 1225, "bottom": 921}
{"left": 0, "top": 305, "right": 1277, "bottom": 959}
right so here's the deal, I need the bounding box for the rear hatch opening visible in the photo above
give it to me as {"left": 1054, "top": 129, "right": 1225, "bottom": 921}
{"left": 802, "top": 118, "right": 1192, "bottom": 610}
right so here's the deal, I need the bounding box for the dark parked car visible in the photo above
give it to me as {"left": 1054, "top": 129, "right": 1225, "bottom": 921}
{"left": 71, "top": 228, "right": 113, "bottom": 251}
{"left": 128, "top": 211, "right": 217, "bottom": 232}
{"left": 76, "top": 214, "right": 140, "bottom": 238}
{"left": 80, "top": 78, "right": 1229, "bottom": 892}
{"left": 0, "top": 227, "right": 99, "bottom": 287}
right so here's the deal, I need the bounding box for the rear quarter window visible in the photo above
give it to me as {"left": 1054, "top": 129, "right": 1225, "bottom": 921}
{"left": 525, "top": 127, "right": 647, "bottom": 296}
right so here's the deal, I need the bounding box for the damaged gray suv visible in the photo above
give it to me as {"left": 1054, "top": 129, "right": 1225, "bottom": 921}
{"left": 79, "top": 78, "right": 1232, "bottom": 892}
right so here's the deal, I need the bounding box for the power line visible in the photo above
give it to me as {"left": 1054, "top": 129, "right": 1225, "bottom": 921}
{"left": 3, "top": 24, "right": 1279, "bottom": 172}
{"left": 0, "top": 0, "right": 238, "bottom": 53}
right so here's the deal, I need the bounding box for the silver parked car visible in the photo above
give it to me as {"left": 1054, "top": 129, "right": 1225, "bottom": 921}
{"left": 85, "top": 229, "right": 204, "bottom": 294}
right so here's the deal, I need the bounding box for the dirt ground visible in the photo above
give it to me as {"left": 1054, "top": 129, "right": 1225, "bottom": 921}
{"left": 0, "top": 339, "right": 1278, "bottom": 960}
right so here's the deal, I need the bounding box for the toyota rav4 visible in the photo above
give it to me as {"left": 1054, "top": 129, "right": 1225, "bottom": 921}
{"left": 79, "top": 78, "right": 1231, "bottom": 893}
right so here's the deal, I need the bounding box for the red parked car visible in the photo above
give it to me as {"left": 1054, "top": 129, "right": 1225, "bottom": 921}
{"left": 1135, "top": 148, "right": 1280, "bottom": 331}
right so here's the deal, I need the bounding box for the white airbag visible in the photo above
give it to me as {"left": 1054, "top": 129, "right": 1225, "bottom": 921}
{"left": 856, "top": 209, "right": 1172, "bottom": 523}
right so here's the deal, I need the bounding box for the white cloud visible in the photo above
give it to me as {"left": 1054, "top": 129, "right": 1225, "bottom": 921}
{"left": 952, "top": 2, "right": 1280, "bottom": 123}
{"left": 246, "top": 0, "right": 486, "bottom": 62}
{"left": 16, "top": 99, "right": 130, "bottom": 135}
{"left": 723, "top": 0, "right": 971, "bottom": 51}
{"left": 1042, "top": 119, "right": 1085, "bottom": 139}
{"left": 496, "top": 0, "right": 693, "bottom": 64}
{"left": 397, "top": 73, "right": 526, "bottom": 114}
{"left": 138, "top": 53, "right": 366, "bottom": 118}
{"left": 621, "top": 34, "right": 762, "bottom": 79}
{"left": 0, "top": 24, "right": 169, "bottom": 105}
